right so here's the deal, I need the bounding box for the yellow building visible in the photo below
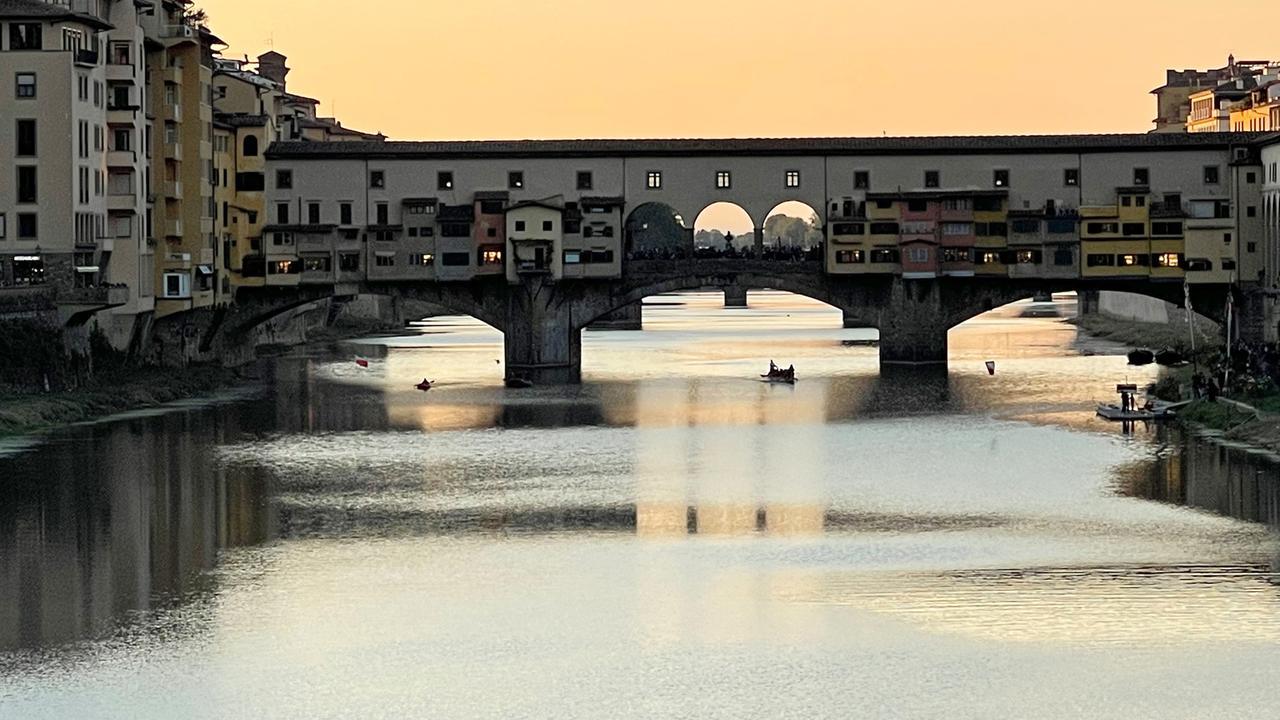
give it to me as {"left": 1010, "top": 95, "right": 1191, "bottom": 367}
{"left": 972, "top": 195, "right": 1008, "bottom": 277}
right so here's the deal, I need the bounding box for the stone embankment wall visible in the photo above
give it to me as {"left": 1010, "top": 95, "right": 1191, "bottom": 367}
{"left": 0, "top": 290, "right": 86, "bottom": 391}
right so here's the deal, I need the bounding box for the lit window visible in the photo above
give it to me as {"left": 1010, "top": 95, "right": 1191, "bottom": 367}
{"left": 785, "top": 170, "right": 801, "bottom": 188}
{"left": 646, "top": 171, "right": 662, "bottom": 189}
{"left": 716, "top": 171, "right": 731, "bottom": 189}
{"left": 437, "top": 171, "right": 453, "bottom": 190}
{"left": 993, "top": 169, "right": 1009, "bottom": 188}
{"left": 481, "top": 248, "right": 503, "bottom": 265}
{"left": 508, "top": 171, "right": 524, "bottom": 190}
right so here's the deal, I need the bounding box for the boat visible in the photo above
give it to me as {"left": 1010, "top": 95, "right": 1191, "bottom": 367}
{"left": 1154, "top": 348, "right": 1186, "bottom": 366}
{"left": 1096, "top": 403, "right": 1164, "bottom": 421}
{"left": 1127, "top": 349, "right": 1155, "bottom": 366}
{"left": 761, "top": 361, "right": 797, "bottom": 384}
{"left": 505, "top": 377, "right": 534, "bottom": 389}
{"left": 415, "top": 379, "right": 434, "bottom": 391}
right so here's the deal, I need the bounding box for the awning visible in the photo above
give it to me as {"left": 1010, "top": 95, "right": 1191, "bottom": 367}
{"left": 374, "top": 251, "right": 396, "bottom": 257}
{"left": 13, "top": 255, "right": 42, "bottom": 262}
{"left": 196, "top": 265, "right": 214, "bottom": 275}
{"left": 75, "top": 266, "right": 100, "bottom": 273}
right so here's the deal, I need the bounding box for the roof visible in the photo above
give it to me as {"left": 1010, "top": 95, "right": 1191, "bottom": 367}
{"left": 282, "top": 92, "right": 319, "bottom": 105}
{"left": 507, "top": 200, "right": 564, "bottom": 213}
{"left": 865, "top": 188, "right": 1009, "bottom": 200}
{"left": 215, "top": 113, "right": 270, "bottom": 128}
{"left": 0, "top": 0, "right": 113, "bottom": 30}
{"left": 266, "top": 132, "right": 1275, "bottom": 160}
{"left": 580, "top": 196, "right": 626, "bottom": 207}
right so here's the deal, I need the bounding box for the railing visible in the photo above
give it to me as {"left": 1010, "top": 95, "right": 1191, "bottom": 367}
{"left": 74, "top": 48, "right": 99, "bottom": 66}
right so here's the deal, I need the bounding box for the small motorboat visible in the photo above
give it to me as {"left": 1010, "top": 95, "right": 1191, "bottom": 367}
{"left": 1154, "top": 348, "right": 1186, "bottom": 366}
{"left": 505, "top": 377, "right": 534, "bottom": 389}
{"left": 415, "top": 378, "right": 434, "bottom": 392}
{"left": 1096, "top": 403, "right": 1163, "bottom": 421}
{"left": 1127, "top": 349, "right": 1155, "bottom": 366}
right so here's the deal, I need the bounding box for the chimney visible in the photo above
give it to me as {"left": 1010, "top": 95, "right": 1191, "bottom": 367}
{"left": 257, "top": 51, "right": 289, "bottom": 89}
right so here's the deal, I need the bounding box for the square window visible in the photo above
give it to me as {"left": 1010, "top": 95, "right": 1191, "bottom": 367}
{"left": 369, "top": 170, "right": 385, "bottom": 189}
{"left": 1248, "top": 206, "right": 1257, "bottom": 218}
{"left": 924, "top": 170, "right": 939, "bottom": 188}
{"left": 438, "top": 171, "right": 453, "bottom": 190}
{"left": 542, "top": 220, "right": 553, "bottom": 232}
{"left": 1136, "top": 196, "right": 1146, "bottom": 207}
{"left": 1247, "top": 171, "right": 1257, "bottom": 184}
{"left": 646, "top": 171, "right": 662, "bottom": 189}
{"left": 10, "top": 23, "right": 42, "bottom": 50}
{"left": 515, "top": 220, "right": 526, "bottom": 232}
{"left": 1133, "top": 168, "right": 1149, "bottom": 186}
{"left": 854, "top": 171, "right": 869, "bottom": 190}
{"left": 276, "top": 170, "right": 292, "bottom": 189}
{"left": 487, "top": 227, "right": 497, "bottom": 238}
{"left": 577, "top": 171, "right": 593, "bottom": 190}
{"left": 785, "top": 170, "right": 801, "bottom": 188}
{"left": 993, "top": 169, "right": 1010, "bottom": 188}
{"left": 716, "top": 171, "right": 731, "bottom": 189}
{"left": 508, "top": 171, "right": 524, "bottom": 189}
{"left": 1204, "top": 166, "right": 1220, "bottom": 184}
{"left": 1121, "top": 196, "right": 1131, "bottom": 207}
{"left": 15, "top": 73, "right": 36, "bottom": 99}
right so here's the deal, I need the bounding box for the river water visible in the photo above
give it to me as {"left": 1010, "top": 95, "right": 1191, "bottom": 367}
{"left": 2, "top": 292, "right": 1280, "bottom": 719}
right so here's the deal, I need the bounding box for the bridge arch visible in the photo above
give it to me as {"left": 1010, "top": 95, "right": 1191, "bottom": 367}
{"left": 625, "top": 202, "right": 690, "bottom": 259}
{"left": 692, "top": 201, "right": 754, "bottom": 255}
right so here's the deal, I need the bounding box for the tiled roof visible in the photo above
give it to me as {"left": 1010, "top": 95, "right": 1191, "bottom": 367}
{"left": 266, "top": 132, "right": 1280, "bottom": 160}
{"left": 0, "top": 0, "right": 112, "bottom": 30}
{"left": 215, "top": 113, "right": 270, "bottom": 127}
{"left": 507, "top": 200, "right": 563, "bottom": 212}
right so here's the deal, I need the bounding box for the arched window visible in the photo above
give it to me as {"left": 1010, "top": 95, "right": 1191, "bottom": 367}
{"left": 243, "top": 135, "right": 259, "bottom": 157}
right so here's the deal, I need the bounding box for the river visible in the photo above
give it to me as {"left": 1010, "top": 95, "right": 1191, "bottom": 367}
{"left": 2, "top": 292, "right": 1279, "bottom": 719}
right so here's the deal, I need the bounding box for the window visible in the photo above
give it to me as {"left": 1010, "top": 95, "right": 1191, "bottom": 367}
{"left": 1247, "top": 171, "right": 1257, "bottom": 184}
{"left": 337, "top": 253, "right": 359, "bottom": 271}
{"left": 236, "top": 172, "right": 265, "bottom": 192}
{"left": 942, "top": 222, "right": 972, "bottom": 236}
{"left": 486, "top": 227, "right": 497, "bottom": 238}
{"left": 376, "top": 203, "right": 388, "bottom": 225}
{"left": 340, "top": 203, "right": 353, "bottom": 225}
{"left": 1064, "top": 168, "right": 1079, "bottom": 186}
{"left": 1121, "top": 195, "right": 1132, "bottom": 207}
{"left": 1118, "top": 254, "right": 1146, "bottom": 267}
{"left": 508, "top": 171, "right": 524, "bottom": 189}
{"left": 907, "top": 199, "right": 928, "bottom": 213}
{"left": 835, "top": 250, "right": 864, "bottom": 264}
{"left": 242, "top": 135, "right": 258, "bottom": 157}
{"left": 1133, "top": 168, "right": 1149, "bottom": 186}
{"left": 1011, "top": 218, "right": 1040, "bottom": 233}
{"left": 973, "top": 196, "right": 1001, "bottom": 212}
{"left": 716, "top": 171, "right": 731, "bottom": 189}
{"left": 577, "top": 171, "right": 593, "bottom": 190}
{"left": 942, "top": 248, "right": 970, "bottom": 263}
{"left": 407, "top": 253, "right": 433, "bottom": 267}
{"left": 515, "top": 220, "right": 526, "bottom": 232}
{"left": 375, "top": 253, "right": 395, "bottom": 267}
{"left": 907, "top": 247, "right": 929, "bottom": 263}
{"left": 1151, "top": 221, "right": 1183, "bottom": 236}
{"left": 785, "top": 170, "right": 801, "bottom": 188}
{"left": 542, "top": 220, "right": 554, "bottom": 232}
{"left": 0, "top": 213, "right": 5, "bottom": 239}
{"left": 1204, "top": 166, "right": 1220, "bottom": 185}
{"left": 276, "top": 203, "right": 289, "bottom": 224}
{"left": 854, "top": 171, "right": 869, "bottom": 190}
{"left": 1015, "top": 250, "right": 1041, "bottom": 264}
{"left": 832, "top": 223, "right": 865, "bottom": 235}
{"left": 1224, "top": 232, "right": 1232, "bottom": 245}
{"left": 479, "top": 247, "right": 503, "bottom": 266}
{"left": 870, "top": 249, "right": 899, "bottom": 264}
{"left": 15, "top": 73, "right": 36, "bottom": 99}
{"left": 303, "top": 256, "right": 332, "bottom": 272}
{"left": 162, "top": 272, "right": 190, "bottom": 298}
{"left": 10, "top": 24, "right": 41, "bottom": 50}
{"left": 563, "top": 250, "right": 581, "bottom": 265}
{"left": 17, "top": 167, "right": 36, "bottom": 203}
{"left": 646, "top": 171, "right": 662, "bottom": 189}
{"left": 16, "top": 120, "right": 35, "bottom": 157}
{"left": 271, "top": 231, "right": 294, "bottom": 246}
{"left": 1247, "top": 206, "right": 1257, "bottom": 218}
{"left": 1086, "top": 254, "right": 1115, "bottom": 267}
{"left": 276, "top": 170, "right": 292, "bottom": 189}
{"left": 869, "top": 222, "right": 899, "bottom": 235}
{"left": 442, "top": 252, "right": 469, "bottom": 266}
{"left": 1053, "top": 249, "right": 1074, "bottom": 266}
{"left": 308, "top": 202, "right": 320, "bottom": 225}
{"left": 1247, "top": 242, "right": 1257, "bottom": 253}
{"left": 993, "top": 169, "right": 1009, "bottom": 188}
{"left": 112, "top": 127, "right": 131, "bottom": 152}
{"left": 924, "top": 170, "right": 939, "bottom": 188}
{"left": 1122, "top": 222, "right": 1146, "bottom": 236}
{"left": 408, "top": 227, "right": 418, "bottom": 238}
{"left": 371, "top": 170, "right": 386, "bottom": 189}
{"left": 437, "top": 171, "right": 453, "bottom": 190}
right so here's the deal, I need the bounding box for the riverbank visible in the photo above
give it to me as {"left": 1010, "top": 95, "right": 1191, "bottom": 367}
{"left": 0, "top": 365, "right": 252, "bottom": 437}
{"left": 1067, "top": 313, "right": 1220, "bottom": 352}
{"left": 1177, "top": 398, "right": 1280, "bottom": 456}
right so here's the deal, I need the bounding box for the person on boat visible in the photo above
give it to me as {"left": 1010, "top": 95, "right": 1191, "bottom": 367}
{"left": 785, "top": 364, "right": 795, "bottom": 380}
{"left": 769, "top": 361, "right": 780, "bottom": 377}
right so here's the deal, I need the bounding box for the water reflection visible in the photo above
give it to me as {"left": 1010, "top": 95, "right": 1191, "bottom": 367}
{"left": 0, "top": 412, "right": 274, "bottom": 651}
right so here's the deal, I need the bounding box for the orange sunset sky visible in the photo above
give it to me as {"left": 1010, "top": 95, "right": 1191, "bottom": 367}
{"left": 203, "top": 0, "right": 1278, "bottom": 232}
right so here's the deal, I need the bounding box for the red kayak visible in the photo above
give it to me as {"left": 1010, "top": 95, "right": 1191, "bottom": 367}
{"left": 355, "top": 358, "right": 369, "bottom": 368}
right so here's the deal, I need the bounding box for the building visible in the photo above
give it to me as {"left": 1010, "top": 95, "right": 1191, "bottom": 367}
{"left": 1148, "top": 56, "right": 1280, "bottom": 134}
{"left": 0, "top": 0, "right": 143, "bottom": 345}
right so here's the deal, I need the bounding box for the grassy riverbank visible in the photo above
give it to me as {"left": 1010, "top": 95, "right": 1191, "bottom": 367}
{"left": 0, "top": 365, "right": 249, "bottom": 437}
{"left": 1067, "top": 313, "right": 1219, "bottom": 352}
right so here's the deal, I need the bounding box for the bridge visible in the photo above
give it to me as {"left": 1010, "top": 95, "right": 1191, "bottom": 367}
{"left": 148, "top": 131, "right": 1280, "bottom": 383}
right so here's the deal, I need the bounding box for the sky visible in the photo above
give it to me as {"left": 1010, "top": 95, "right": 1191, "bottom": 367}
{"left": 203, "top": 0, "right": 1279, "bottom": 233}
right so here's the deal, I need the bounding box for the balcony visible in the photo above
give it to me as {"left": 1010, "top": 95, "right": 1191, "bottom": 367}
{"left": 106, "top": 149, "right": 136, "bottom": 168}
{"left": 161, "top": 24, "right": 198, "bottom": 43}
{"left": 107, "top": 192, "right": 137, "bottom": 211}
{"left": 163, "top": 141, "right": 182, "bottom": 161}
{"left": 163, "top": 179, "right": 182, "bottom": 197}
{"left": 59, "top": 285, "right": 130, "bottom": 308}
{"left": 74, "top": 48, "right": 99, "bottom": 67}
{"left": 163, "top": 218, "right": 183, "bottom": 238}
{"left": 162, "top": 64, "right": 183, "bottom": 84}
{"left": 164, "top": 102, "right": 183, "bottom": 122}
{"left": 105, "top": 63, "right": 134, "bottom": 82}
{"left": 1079, "top": 205, "right": 1118, "bottom": 218}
